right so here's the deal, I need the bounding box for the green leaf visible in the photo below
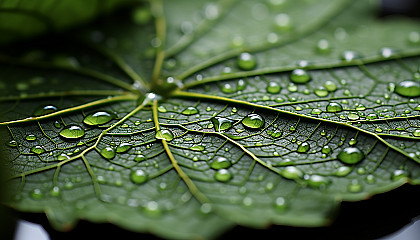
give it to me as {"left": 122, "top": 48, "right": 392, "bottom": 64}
{"left": 1, "top": 0, "right": 420, "bottom": 239}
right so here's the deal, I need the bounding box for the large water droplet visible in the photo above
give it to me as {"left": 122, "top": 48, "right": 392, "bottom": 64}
{"left": 131, "top": 169, "right": 148, "bottom": 184}
{"left": 83, "top": 111, "right": 114, "bottom": 126}
{"left": 116, "top": 143, "right": 132, "bottom": 153}
{"left": 181, "top": 106, "right": 199, "bottom": 115}
{"left": 31, "top": 146, "right": 45, "bottom": 155}
{"left": 33, "top": 105, "right": 58, "bottom": 116}
{"left": 7, "top": 140, "right": 17, "bottom": 147}
{"left": 394, "top": 80, "right": 420, "bottom": 97}
{"left": 290, "top": 69, "right": 311, "bottom": 84}
{"left": 347, "top": 112, "right": 360, "bottom": 120}
{"left": 214, "top": 169, "right": 233, "bottom": 182}
{"left": 59, "top": 125, "right": 85, "bottom": 139}
{"left": 211, "top": 117, "right": 234, "bottom": 132}
{"left": 323, "top": 81, "right": 337, "bottom": 92}
{"left": 391, "top": 169, "right": 410, "bottom": 181}
{"left": 266, "top": 82, "right": 281, "bottom": 94}
{"left": 26, "top": 134, "right": 37, "bottom": 141}
{"left": 336, "top": 166, "right": 352, "bottom": 176}
{"left": 413, "top": 129, "right": 420, "bottom": 137}
{"left": 314, "top": 87, "right": 328, "bottom": 97}
{"left": 297, "top": 142, "right": 310, "bottom": 153}
{"left": 326, "top": 102, "right": 343, "bottom": 113}
{"left": 237, "top": 52, "right": 257, "bottom": 70}
{"left": 241, "top": 113, "right": 264, "bottom": 129}
{"left": 338, "top": 147, "right": 365, "bottom": 164}
{"left": 210, "top": 157, "right": 232, "bottom": 169}
{"left": 99, "top": 147, "right": 116, "bottom": 160}
{"left": 322, "top": 145, "right": 332, "bottom": 154}
{"left": 281, "top": 166, "right": 303, "bottom": 180}
{"left": 155, "top": 129, "right": 174, "bottom": 141}
{"left": 306, "top": 175, "right": 330, "bottom": 188}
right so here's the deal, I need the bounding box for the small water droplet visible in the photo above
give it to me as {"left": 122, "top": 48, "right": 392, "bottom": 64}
{"left": 31, "top": 146, "right": 45, "bottom": 155}
{"left": 210, "top": 157, "right": 231, "bottom": 169}
{"left": 391, "top": 169, "right": 410, "bottom": 181}
{"left": 349, "top": 138, "right": 357, "bottom": 146}
{"left": 190, "top": 145, "right": 204, "bottom": 151}
{"left": 314, "top": 87, "right": 329, "bottom": 97}
{"left": 211, "top": 117, "right": 234, "bottom": 132}
{"left": 336, "top": 166, "right": 352, "bottom": 176}
{"left": 322, "top": 145, "right": 332, "bottom": 154}
{"left": 394, "top": 80, "right": 420, "bottom": 97}
{"left": 214, "top": 169, "right": 233, "bottom": 182}
{"left": 379, "top": 47, "right": 395, "bottom": 58}
{"left": 367, "top": 113, "right": 378, "bottom": 120}
{"left": 281, "top": 166, "right": 303, "bottom": 180}
{"left": 297, "top": 142, "right": 310, "bottom": 153}
{"left": 306, "top": 175, "right": 330, "bottom": 188}
{"left": 182, "top": 106, "right": 199, "bottom": 115}
{"left": 311, "top": 108, "right": 322, "bottom": 115}
{"left": 338, "top": 147, "right": 365, "bottom": 164}
{"left": 355, "top": 104, "right": 366, "bottom": 111}
{"left": 237, "top": 52, "right": 257, "bottom": 70}
{"left": 204, "top": 3, "right": 219, "bottom": 20}
{"left": 57, "top": 153, "right": 70, "bottom": 161}
{"left": 347, "top": 112, "right": 359, "bottom": 120}
{"left": 290, "top": 69, "right": 311, "bottom": 84}
{"left": 130, "top": 169, "right": 148, "bottom": 184}
{"left": 83, "top": 111, "right": 114, "bottom": 126}
{"left": 347, "top": 180, "right": 363, "bottom": 193}
{"left": 274, "top": 197, "right": 287, "bottom": 211}
{"left": 116, "top": 143, "right": 132, "bottom": 153}
{"left": 50, "top": 186, "right": 61, "bottom": 197}
{"left": 220, "top": 83, "right": 234, "bottom": 94}
{"left": 237, "top": 79, "right": 247, "bottom": 91}
{"left": 7, "top": 140, "right": 17, "bottom": 147}
{"left": 241, "top": 113, "right": 264, "bottom": 129}
{"left": 273, "top": 13, "right": 292, "bottom": 31}
{"left": 99, "top": 147, "right": 116, "bottom": 160}
{"left": 26, "top": 134, "right": 37, "bottom": 141}
{"left": 326, "top": 102, "right": 343, "bottom": 113}
{"left": 365, "top": 174, "right": 376, "bottom": 184}
{"left": 316, "top": 39, "right": 330, "bottom": 54}
{"left": 155, "top": 129, "right": 174, "bottom": 141}
{"left": 59, "top": 125, "right": 85, "bottom": 139}
{"left": 408, "top": 31, "right": 420, "bottom": 45}
{"left": 340, "top": 51, "right": 362, "bottom": 62}
{"left": 135, "top": 154, "right": 146, "bottom": 162}
{"left": 33, "top": 105, "right": 58, "bottom": 116}
{"left": 266, "top": 82, "right": 281, "bottom": 94}
{"left": 30, "top": 189, "right": 44, "bottom": 200}
{"left": 157, "top": 105, "right": 167, "bottom": 113}
{"left": 413, "top": 129, "right": 420, "bottom": 137}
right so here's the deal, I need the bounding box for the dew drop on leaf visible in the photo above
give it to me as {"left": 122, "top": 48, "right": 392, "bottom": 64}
{"left": 131, "top": 169, "right": 148, "bottom": 184}
{"left": 50, "top": 186, "right": 61, "bottom": 197}
{"left": 220, "top": 83, "right": 234, "bottom": 94}
{"left": 326, "top": 102, "right": 343, "bottom": 113}
{"left": 379, "top": 47, "right": 395, "bottom": 58}
{"left": 349, "top": 138, "right": 357, "bottom": 146}
{"left": 365, "top": 174, "right": 376, "bottom": 184}
{"left": 340, "top": 51, "right": 362, "bottom": 62}
{"left": 273, "top": 13, "right": 292, "bottom": 31}
{"left": 316, "top": 39, "right": 330, "bottom": 54}
{"left": 181, "top": 106, "right": 199, "bottom": 115}
{"left": 144, "top": 201, "right": 161, "bottom": 216}
{"left": 31, "top": 146, "right": 45, "bottom": 155}
{"left": 211, "top": 117, "right": 234, "bottom": 132}
{"left": 391, "top": 169, "right": 410, "bottom": 181}
{"left": 241, "top": 113, "right": 265, "bottom": 129}
{"left": 413, "top": 129, "right": 420, "bottom": 137}
{"left": 335, "top": 166, "right": 352, "bottom": 176}
{"left": 408, "top": 31, "right": 420, "bottom": 44}
{"left": 155, "top": 129, "right": 174, "bottom": 141}
{"left": 289, "top": 69, "right": 311, "bottom": 84}
{"left": 237, "top": 52, "right": 257, "bottom": 70}
{"left": 190, "top": 145, "right": 204, "bottom": 151}
{"left": 59, "top": 125, "right": 85, "bottom": 139}
{"left": 314, "top": 87, "right": 328, "bottom": 97}
{"left": 347, "top": 180, "right": 363, "bottom": 193}
{"left": 281, "top": 166, "right": 304, "bottom": 180}
{"left": 347, "top": 112, "right": 359, "bottom": 120}
{"left": 99, "top": 147, "right": 116, "bottom": 160}
{"left": 116, "top": 143, "right": 133, "bottom": 153}
{"left": 323, "top": 80, "right": 337, "bottom": 92}
{"left": 237, "top": 79, "right": 247, "bottom": 91}
{"left": 394, "top": 80, "right": 420, "bottom": 97}
{"left": 33, "top": 105, "right": 58, "bottom": 116}
{"left": 322, "top": 145, "right": 332, "bottom": 154}
{"left": 30, "top": 189, "right": 44, "bottom": 200}
{"left": 367, "top": 113, "right": 378, "bottom": 120}
{"left": 134, "top": 154, "right": 146, "bottom": 162}
{"left": 7, "top": 140, "right": 17, "bottom": 147}
{"left": 210, "top": 157, "right": 232, "bottom": 169}
{"left": 25, "top": 134, "right": 37, "bottom": 141}
{"left": 83, "top": 111, "right": 114, "bottom": 126}
{"left": 266, "top": 82, "right": 281, "bottom": 94}
{"left": 297, "top": 142, "right": 310, "bottom": 153}
{"left": 214, "top": 169, "right": 233, "bottom": 182}
{"left": 337, "top": 147, "right": 365, "bottom": 164}
{"left": 57, "top": 153, "right": 70, "bottom": 161}
{"left": 54, "top": 121, "right": 62, "bottom": 128}
{"left": 274, "top": 197, "right": 287, "bottom": 211}
{"left": 305, "top": 175, "right": 330, "bottom": 188}
{"left": 310, "top": 109, "right": 322, "bottom": 115}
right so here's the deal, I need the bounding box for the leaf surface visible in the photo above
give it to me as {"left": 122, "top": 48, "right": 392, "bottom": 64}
{"left": 1, "top": 0, "right": 420, "bottom": 239}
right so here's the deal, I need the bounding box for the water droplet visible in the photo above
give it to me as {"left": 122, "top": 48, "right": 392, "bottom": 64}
{"left": 190, "top": 145, "right": 204, "bottom": 151}
{"left": 408, "top": 31, "right": 420, "bottom": 44}
{"left": 211, "top": 117, "right": 234, "bottom": 132}
{"left": 336, "top": 166, "right": 352, "bottom": 176}
{"left": 281, "top": 166, "right": 303, "bottom": 180}
{"left": 273, "top": 13, "right": 292, "bottom": 31}
{"left": 266, "top": 82, "right": 281, "bottom": 94}
{"left": 297, "top": 142, "right": 310, "bottom": 153}
{"left": 365, "top": 174, "right": 376, "bottom": 184}
{"left": 347, "top": 180, "right": 363, "bottom": 193}
{"left": 135, "top": 154, "right": 146, "bottom": 162}
{"left": 394, "top": 80, "right": 420, "bottom": 97}
{"left": 221, "top": 83, "right": 234, "bottom": 94}
{"left": 182, "top": 106, "right": 199, "bottom": 115}
{"left": 367, "top": 113, "right": 378, "bottom": 120}
{"left": 391, "top": 169, "right": 410, "bottom": 181}
{"left": 349, "top": 138, "right": 357, "bottom": 146}
{"left": 155, "top": 129, "right": 174, "bottom": 141}
{"left": 237, "top": 52, "right": 257, "bottom": 70}
{"left": 355, "top": 104, "right": 366, "bottom": 111}
{"left": 341, "top": 51, "right": 362, "bottom": 62}
{"left": 210, "top": 157, "right": 232, "bottom": 169}
{"left": 59, "top": 125, "right": 85, "bottom": 139}
{"left": 7, "top": 140, "right": 17, "bottom": 147}
{"left": 57, "top": 153, "right": 70, "bottom": 161}
{"left": 116, "top": 143, "right": 132, "bottom": 153}
{"left": 30, "top": 189, "right": 44, "bottom": 200}
{"left": 131, "top": 169, "right": 148, "bottom": 184}
{"left": 83, "top": 111, "right": 114, "bottom": 126}
{"left": 131, "top": 7, "right": 152, "bottom": 25}
{"left": 157, "top": 105, "right": 167, "bottom": 113}
{"left": 33, "top": 105, "right": 58, "bottom": 116}
{"left": 306, "top": 175, "right": 330, "bottom": 188}
{"left": 22, "top": 134, "right": 37, "bottom": 143}
{"left": 379, "top": 47, "right": 395, "bottom": 58}
{"left": 31, "top": 146, "right": 45, "bottom": 155}
{"left": 413, "top": 129, "right": 420, "bottom": 137}
{"left": 204, "top": 3, "right": 219, "bottom": 20}
{"left": 326, "top": 102, "right": 343, "bottom": 113}
{"left": 322, "top": 145, "right": 332, "bottom": 154}
{"left": 237, "top": 79, "right": 247, "bottom": 91}
{"left": 274, "top": 197, "right": 287, "bottom": 211}
{"left": 99, "top": 147, "right": 116, "bottom": 160}
{"left": 242, "top": 197, "right": 253, "bottom": 207}
{"left": 290, "top": 69, "right": 311, "bottom": 84}
{"left": 311, "top": 108, "right": 322, "bottom": 115}
{"left": 347, "top": 112, "right": 360, "bottom": 120}
{"left": 241, "top": 113, "right": 264, "bottom": 129}
{"left": 214, "top": 169, "right": 233, "bottom": 182}
{"left": 316, "top": 39, "right": 330, "bottom": 54}
{"left": 314, "top": 87, "right": 329, "bottom": 97}
{"left": 338, "top": 147, "right": 365, "bottom": 164}
{"left": 50, "top": 186, "right": 61, "bottom": 197}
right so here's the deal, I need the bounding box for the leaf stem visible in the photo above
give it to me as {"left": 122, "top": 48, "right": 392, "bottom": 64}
{"left": 150, "top": 0, "right": 166, "bottom": 84}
